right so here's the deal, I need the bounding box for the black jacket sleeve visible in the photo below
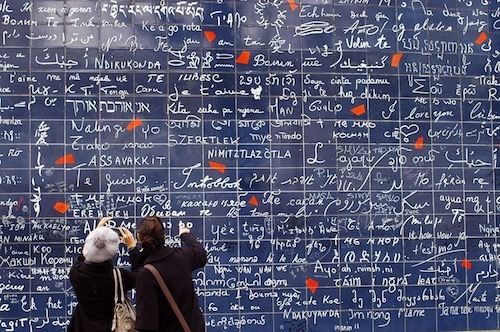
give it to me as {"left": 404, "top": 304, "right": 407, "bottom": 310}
{"left": 180, "top": 232, "right": 207, "bottom": 270}
{"left": 129, "top": 246, "right": 141, "bottom": 272}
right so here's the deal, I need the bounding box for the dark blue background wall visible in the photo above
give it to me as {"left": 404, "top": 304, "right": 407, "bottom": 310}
{"left": 0, "top": 0, "right": 499, "bottom": 331}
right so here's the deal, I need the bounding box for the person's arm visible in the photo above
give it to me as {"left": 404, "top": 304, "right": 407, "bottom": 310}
{"left": 117, "top": 227, "right": 139, "bottom": 288}
{"left": 97, "top": 216, "right": 114, "bottom": 227}
{"left": 179, "top": 225, "right": 207, "bottom": 270}
{"left": 128, "top": 246, "right": 141, "bottom": 272}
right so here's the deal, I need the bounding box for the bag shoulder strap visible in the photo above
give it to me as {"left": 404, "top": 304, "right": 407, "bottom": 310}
{"left": 144, "top": 264, "right": 191, "bottom": 332}
{"left": 112, "top": 268, "right": 119, "bottom": 305}
{"left": 113, "top": 268, "right": 126, "bottom": 303}
{"left": 111, "top": 268, "right": 120, "bottom": 331}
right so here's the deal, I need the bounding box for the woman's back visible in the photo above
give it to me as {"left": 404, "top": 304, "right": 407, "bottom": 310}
{"left": 68, "top": 224, "right": 136, "bottom": 332}
{"left": 134, "top": 217, "right": 207, "bottom": 332}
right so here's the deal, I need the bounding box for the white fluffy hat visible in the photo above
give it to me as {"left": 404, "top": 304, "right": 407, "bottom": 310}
{"left": 82, "top": 227, "right": 120, "bottom": 263}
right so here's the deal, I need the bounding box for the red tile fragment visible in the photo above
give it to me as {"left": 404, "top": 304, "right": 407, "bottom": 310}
{"left": 461, "top": 258, "right": 472, "bottom": 270}
{"left": 126, "top": 118, "right": 142, "bottom": 131}
{"left": 204, "top": 31, "right": 217, "bottom": 43}
{"left": 306, "top": 278, "right": 319, "bottom": 294}
{"left": 391, "top": 53, "right": 403, "bottom": 67}
{"left": 475, "top": 32, "right": 488, "bottom": 45}
{"left": 209, "top": 161, "right": 226, "bottom": 173}
{"left": 288, "top": 0, "right": 298, "bottom": 11}
{"left": 55, "top": 154, "right": 75, "bottom": 165}
{"left": 414, "top": 136, "right": 424, "bottom": 150}
{"left": 351, "top": 104, "right": 366, "bottom": 116}
{"left": 248, "top": 196, "right": 259, "bottom": 207}
{"left": 236, "top": 51, "right": 251, "bottom": 65}
{"left": 54, "top": 202, "right": 70, "bottom": 214}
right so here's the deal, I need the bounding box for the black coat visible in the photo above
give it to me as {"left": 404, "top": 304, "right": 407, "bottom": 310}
{"left": 135, "top": 233, "right": 207, "bottom": 332}
{"left": 68, "top": 256, "right": 136, "bottom": 332}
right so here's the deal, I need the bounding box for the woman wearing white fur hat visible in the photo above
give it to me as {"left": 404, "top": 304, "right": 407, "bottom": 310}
{"left": 68, "top": 217, "right": 137, "bottom": 332}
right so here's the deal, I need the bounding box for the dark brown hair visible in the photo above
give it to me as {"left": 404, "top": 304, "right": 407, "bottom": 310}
{"left": 138, "top": 216, "right": 165, "bottom": 250}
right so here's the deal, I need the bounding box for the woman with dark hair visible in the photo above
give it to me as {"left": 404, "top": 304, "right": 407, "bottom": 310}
{"left": 134, "top": 216, "right": 207, "bottom": 332}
